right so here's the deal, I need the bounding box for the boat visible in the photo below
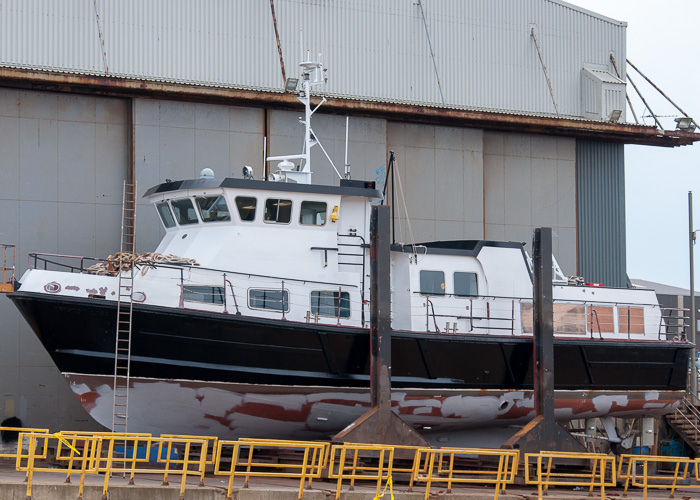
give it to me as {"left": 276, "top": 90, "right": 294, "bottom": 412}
{"left": 8, "top": 59, "right": 692, "bottom": 445}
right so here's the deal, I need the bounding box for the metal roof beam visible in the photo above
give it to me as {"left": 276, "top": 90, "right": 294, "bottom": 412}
{"left": 0, "top": 67, "right": 697, "bottom": 147}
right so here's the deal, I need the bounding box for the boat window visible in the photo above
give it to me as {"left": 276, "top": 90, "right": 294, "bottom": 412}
{"left": 300, "top": 201, "right": 327, "bottom": 226}
{"left": 196, "top": 195, "right": 231, "bottom": 222}
{"left": 454, "top": 272, "right": 478, "bottom": 297}
{"left": 420, "top": 270, "right": 445, "bottom": 295}
{"left": 311, "top": 291, "right": 350, "bottom": 318}
{"left": 249, "top": 289, "right": 289, "bottom": 312}
{"left": 183, "top": 285, "right": 224, "bottom": 304}
{"left": 619, "top": 306, "right": 645, "bottom": 334}
{"left": 264, "top": 198, "right": 292, "bottom": 224}
{"left": 170, "top": 198, "right": 199, "bottom": 225}
{"left": 156, "top": 202, "right": 176, "bottom": 229}
{"left": 235, "top": 196, "right": 257, "bottom": 222}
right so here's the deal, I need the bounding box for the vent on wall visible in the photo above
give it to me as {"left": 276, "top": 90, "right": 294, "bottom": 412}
{"left": 581, "top": 67, "right": 626, "bottom": 122}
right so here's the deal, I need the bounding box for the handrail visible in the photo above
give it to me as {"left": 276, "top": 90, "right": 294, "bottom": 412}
{"left": 0, "top": 243, "right": 16, "bottom": 292}
{"left": 15, "top": 432, "right": 101, "bottom": 500}
{"left": 95, "top": 434, "right": 209, "bottom": 499}
{"left": 0, "top": 426, "right": 49, "bottom": 462}
{"left": 337, "top": 233, "right": 368, "bottom": 326}
{"left": 617, "top": 454, "right": 700, "bottom": 498}
{"left": 588, "top": 308, "right": 602, "bottom": 339}
{"left": 672, "top": 397, "right": 700, "bottom": 444}
{"left": 412, "top": 447, "right": 519, "bottom": 500}
{"left": 28, "top": 251, "right": 358, "bottom": 288}
{"left": 214, "top": 439, "right": 326, "bottom": 500}
{"left": 424, "top": 296, "right": 440, "bottom": 333}
{"left": 328, "top": 443, "right": 394, "bottom": 500}
{"left": 223, "top": 274, "right": 240, "bottom": 315}
{"left": 525, "top": 451, "right": 615, "bottom": 500}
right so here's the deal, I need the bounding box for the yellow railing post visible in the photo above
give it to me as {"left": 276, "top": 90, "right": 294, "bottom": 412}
{"left": 423, "top": 449, "right": 436, "bottom": 500}
{"left": 178, "top": 440, "right": 191, "bottom": 500}
{"left": 298, "top": 447, "right": 310, "bottom": 500}
{"left": 24, "top": 433, "right": 37, "bottom": 500}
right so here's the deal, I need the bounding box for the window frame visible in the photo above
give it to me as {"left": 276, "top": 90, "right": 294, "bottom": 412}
{"left": 453, "top": 271, "right": 479, "bottom": 298}
{"left": 419, "top": 270, "right": 446, "bottom": 296}
{"left": 299, "top": 201, "right": 328, "bottom": 226}
{"left": 195, "top": 195, "right": 231, "bottom": 223}
{"left": 248, "top": 288, "right": 290, "bottom": 312}
{"left": 263, "top": 198, "right": 293, "bottom": 224}
{"left": 182, "top": 285, "right": 225, "bottom": 305}
{"left": 310, "top": 290, "right": 351, "bottom": 318}
{"left": 156, "top": 201, "right": 176, "bottom": 229}
{"left": 170, "top": 198, "right": 200, "bottom": 225}
{"left": 235, "top": 196, "right": 257, "bottom": 222}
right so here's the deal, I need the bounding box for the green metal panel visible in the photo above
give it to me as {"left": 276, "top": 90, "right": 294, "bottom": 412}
{"left": 576, "top": 140, "right": 629, "bottom": 288}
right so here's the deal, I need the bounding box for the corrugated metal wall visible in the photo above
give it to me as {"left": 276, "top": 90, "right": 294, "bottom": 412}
{"left": 0, "top": 0, "right": 626, "bottom": 118}
{"left": 576, "top": 140, "right": 628, "bottom": 287}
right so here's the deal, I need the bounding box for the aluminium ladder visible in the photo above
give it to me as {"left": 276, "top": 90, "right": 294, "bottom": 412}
{"left": 111, "top": 181, "right": 137, "bottom": 434}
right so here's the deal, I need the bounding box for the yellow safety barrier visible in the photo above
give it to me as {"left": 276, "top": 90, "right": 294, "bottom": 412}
{"left": 525, "top": 451, "right": 615, "bottom": 500}
{"left": 411, "top": 447, "right": 519, "bottom": 500}
{"left": 0, "top": 427, "right": 49, "bottom": 461}
{"left": 618, "top": 454, "right": 700, "bottom": 500}
{"left": 94, "top": 434, "right": 209, "bottom": 499}
{"left": 214, "top": 438, "right": 327, "bottom": 500}
{"left": 15, "top": 432, "right": 101, "bottom": 500}
{"left": 238, "top": 437, "right": 330, "bottom": 489}
{"left": 57, "top": 431, "right": 151, "bottom": 485}
{"left": 161, "top": 434, "right": 218, "bottom": 485}
{"left": 328, "top": 443, "right": 394, "bottom": 500}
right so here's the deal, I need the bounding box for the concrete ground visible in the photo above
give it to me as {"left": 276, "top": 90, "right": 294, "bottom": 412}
{"left": 1, "top": 460, "right": 699, "bottom": 500}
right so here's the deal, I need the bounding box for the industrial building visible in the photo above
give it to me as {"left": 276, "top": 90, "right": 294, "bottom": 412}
{"left": 0, "top": 0, "right": 697, "bottom": 431}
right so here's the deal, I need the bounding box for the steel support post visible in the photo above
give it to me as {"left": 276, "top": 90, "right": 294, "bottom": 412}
{"left": 333, "top": 205, "right": 427, "bottom": 447}
{"left": 502, "top": 228, "right": 586, "bottom": 455}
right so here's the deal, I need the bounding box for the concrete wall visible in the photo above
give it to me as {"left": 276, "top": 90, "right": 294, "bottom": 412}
{"left": 0, "top": 88, "right": 581, "bottom": 431}
{"left": 387, "top": 125, "right": 577, "bottom": 274}
{"left": 483, "top": 132, "right": 577, "bottom": 272}
{"left": 0, "top": 87, "right": 128, "bottom": 430}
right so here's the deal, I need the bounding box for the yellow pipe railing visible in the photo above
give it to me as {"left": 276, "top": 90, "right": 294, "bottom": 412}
{"left": 57, "top": 431, "right": 152, "bottom": 485}
{"left": 237, "top": 437, "right": 330, "bottom": 490}
{"left": 214, "top": 438, "right": 326, "bottom": 500}
{"left": 525, "top": 451, "right": 615, "bottom": 500}
{"left": 22, "top": 428, "right": 697, "bottom": 500}
{"left": 412, "top": 447, "right": 519, "bottom": 500}
{"left": 618, "top": 454, "right": 700, "bottom": 500}
{"left": 328, "top": 443, "right": 395, "bottom": 500}
{"left": 15, "top": 432, "right": 101, "bottom": 500}
{"left": 94, "top": 434, "right": 209, "bottom": 499}
{"left": 0, "top": 427, "right": 49, "bottom": 461}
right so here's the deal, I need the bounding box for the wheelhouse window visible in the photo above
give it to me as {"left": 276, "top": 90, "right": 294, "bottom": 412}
{"left": 183, "top": 285, "right": 224, "bottom": 304}
{"left": 156, "top": 202, "right": 176, "bottom": 228}
{"left": 196, "top": 195, "right": 231, "bottom": 222}
{"left": 249, "top": 289, "right": 289, "bottom": 312}
{"left": 170, "top": 198, "right": 199, "bottom": 225}
{"left": 300, "top": 201, "right": 327, "bottom": 226}
{"left": 454, "top": 272, "right": 478, "bottom": 297}
{"left": 264, "top": 198, "right": 292, "bottom": 224}
{"left": 420, "top": 270, "right": 445, "bottom": 295}
{"left": 311, "top": 291, "right": 350, "bottom": 318}
{"left": 235, "top": 196, "right": 256, "bottom": 222}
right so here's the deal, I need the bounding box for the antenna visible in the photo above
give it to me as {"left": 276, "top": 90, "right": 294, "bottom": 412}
{"left": 265, "top": 50, "right": 342, "bottom": 184}
{"left": 344, "top": 116, "right": 351, "bottom": 179}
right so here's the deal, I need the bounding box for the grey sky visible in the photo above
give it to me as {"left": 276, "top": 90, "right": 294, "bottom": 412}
{"left": 569, "top": 0, "right": 700, "bottom": 289}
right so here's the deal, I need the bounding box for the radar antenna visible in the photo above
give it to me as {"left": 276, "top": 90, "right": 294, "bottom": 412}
{"left": 266, "top": 54, "right": 343, "bottom": 184}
